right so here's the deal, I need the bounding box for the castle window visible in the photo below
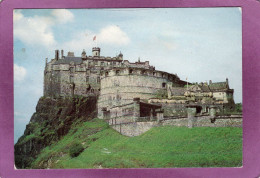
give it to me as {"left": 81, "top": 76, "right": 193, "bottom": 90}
{"left": 129, "top": 69, "right": 133, "bottom": 74}
{"left": 162, "top": 82, "right": 166, "bottom": 88}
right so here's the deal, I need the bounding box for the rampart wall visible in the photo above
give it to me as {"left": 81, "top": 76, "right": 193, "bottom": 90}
{"left": 98, "top": 67, "right": 185, "bottom": 115}
{"left": 110, "top": 115, "right": 242, "bottom": 137}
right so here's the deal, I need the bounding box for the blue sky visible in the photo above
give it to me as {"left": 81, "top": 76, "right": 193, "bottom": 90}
{"left": 14, "top": 8, "right": 242, "bottom": 143}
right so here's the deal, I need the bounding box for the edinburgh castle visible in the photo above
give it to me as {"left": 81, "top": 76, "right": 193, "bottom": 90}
{"left": 44, "top": 47, "right": 239, "bottom": 136}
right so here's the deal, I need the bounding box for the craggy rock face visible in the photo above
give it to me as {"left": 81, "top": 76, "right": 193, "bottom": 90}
{"left": 14, "top": 96, "right": 97, "bottom": 169}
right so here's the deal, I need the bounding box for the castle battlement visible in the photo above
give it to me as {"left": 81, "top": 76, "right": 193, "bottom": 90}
{"left": 100, "top": 67, "right": 182, "bottom": 84}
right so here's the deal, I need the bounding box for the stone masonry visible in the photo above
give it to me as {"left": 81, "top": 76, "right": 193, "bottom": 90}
{"left": 44, "top": 47, "right": 238, "bottom": 136}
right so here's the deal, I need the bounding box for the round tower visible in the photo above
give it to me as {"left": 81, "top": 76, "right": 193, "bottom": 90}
{"left": 92, "top": 47, "right": 101, "bottom": 57}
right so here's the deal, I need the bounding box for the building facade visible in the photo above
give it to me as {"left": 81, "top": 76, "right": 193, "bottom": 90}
{"left": 44, "top": 47, "right": 235, "bottom": 122}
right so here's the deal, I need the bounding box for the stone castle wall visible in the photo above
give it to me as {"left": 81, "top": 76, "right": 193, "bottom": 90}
{"left": 111, "top": 122, "right": 158, "bottom": 137}
{"left": 98, "top": 67, "right": 185, "bottom": 116}
{"left": 111, "top": 115, "right": 242, "bottom": 137}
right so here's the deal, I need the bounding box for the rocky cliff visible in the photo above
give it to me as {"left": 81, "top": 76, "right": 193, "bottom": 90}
{"left": 14, "top": 96, "right": 97, "bottom": 168}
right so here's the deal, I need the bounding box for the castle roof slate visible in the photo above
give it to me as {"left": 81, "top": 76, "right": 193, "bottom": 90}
{"left": 208, "top": 82, "right": 228, "bottom": 91}
{"left": 54, "top": 57, "right": 83, "bottom": 65}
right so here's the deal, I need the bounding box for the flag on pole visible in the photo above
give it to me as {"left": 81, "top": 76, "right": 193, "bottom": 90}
{"left": 93, "top": 36, "right": 96, "bottom": 41}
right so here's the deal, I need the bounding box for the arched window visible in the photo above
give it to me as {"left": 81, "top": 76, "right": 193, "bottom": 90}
{"left": 116, "top": 70, "right": 120, "bottom": 75}
{"left": 129, "top": 69, "right": 133, "bottom": 74}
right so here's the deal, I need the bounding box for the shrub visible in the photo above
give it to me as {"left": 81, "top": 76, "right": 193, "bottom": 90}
{"left": 235, "top": 103, "right": 242, "bottom": 113}
{"left": 155, "top": 89, "right": 168, "bottom": 99}
{"left": 69, "top": 142, "right": 84, "bottom": 158}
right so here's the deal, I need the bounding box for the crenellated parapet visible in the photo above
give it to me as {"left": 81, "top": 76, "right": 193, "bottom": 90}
{"left": 100, "top": 67, "right": 183, "bottom": 85}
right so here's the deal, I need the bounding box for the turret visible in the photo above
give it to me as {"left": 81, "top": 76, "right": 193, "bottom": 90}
{"left": 81, "top": 49, "right": 87, "bottom": 59}
{"left": 118, "top": 52, "right": 123, "bottom": 60}
{"left": 92, "top": 47, "right": 100, "bottom": 57}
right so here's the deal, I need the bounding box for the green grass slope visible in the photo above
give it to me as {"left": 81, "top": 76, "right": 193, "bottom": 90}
{"left": 32, "top": 119, "right": 242, "bottom": 168}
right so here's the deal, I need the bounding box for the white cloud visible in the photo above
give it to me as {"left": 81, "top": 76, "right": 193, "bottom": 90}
{"left": 13, "top": 9, "right": 74, "bottom": 47}
{"left": 14, "top": 10, "right": 56, "bottom": 47}
{"left": 98, "top": 25, "right": 130, "bottom": 45}
{"left": 61, "top": 30, "right": 94, "bottom": 53}
{"left": 51, "top": 9, "right": 74, "bottom": 24}
{"left": 14, "top": 64, "right": 26, "bottom": 81}
{"left": 61, "top": 25, "right": 130, "bottom": 54}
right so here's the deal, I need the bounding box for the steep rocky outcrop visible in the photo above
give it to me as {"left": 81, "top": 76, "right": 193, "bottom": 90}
{"left": 14, "top": 96, "right": 97, "bottom": 168}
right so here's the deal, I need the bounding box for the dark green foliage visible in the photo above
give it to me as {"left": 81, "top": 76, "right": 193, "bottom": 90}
{"left": 69, "top": 142, "right": 84, "bottom": 157}
{"left": 235, "top": 103, "right": 242, "bottom": 113}
{"left": 155, "top": 89, "right": 168, "bottom": 99}
{"left": 15, "top": 96, "right": 97, "bottom": 169}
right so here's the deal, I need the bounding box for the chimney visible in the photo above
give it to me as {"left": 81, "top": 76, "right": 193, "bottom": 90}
{"left": 55, "top": 50, "right": 59, "bottom": 60}
{"left": 226, "top": 78, "right": 229, "bottom": 84}
{"left": 61, "top": 50, "right": 64, "bottom": 58}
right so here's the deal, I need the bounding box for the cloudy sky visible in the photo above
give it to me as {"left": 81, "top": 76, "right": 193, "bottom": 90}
{"left": 14, "top": 8, "right": 242, "bottom": 143}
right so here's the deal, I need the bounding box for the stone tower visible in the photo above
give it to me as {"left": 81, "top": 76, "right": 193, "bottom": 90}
{"left": 92, "top": 47, "right": 100, "bottom": 57}
{"left": 118, "top": 52, "right": 123, "bottom": 60}
{"left": 81, "top": 49, "right": 87, "bottom": 59}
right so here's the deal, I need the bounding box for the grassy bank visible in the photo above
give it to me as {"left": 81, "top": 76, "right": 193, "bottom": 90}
{"left": 32, "top": 119, "right": 242, "bottom": 168}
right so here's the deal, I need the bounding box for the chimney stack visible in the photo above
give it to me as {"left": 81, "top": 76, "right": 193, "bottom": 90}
{"left": 61, "top": 50, "right": 64, "bottom": 58}
{"left": 55, "top": 50, "right": 59, "bottom": 60}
